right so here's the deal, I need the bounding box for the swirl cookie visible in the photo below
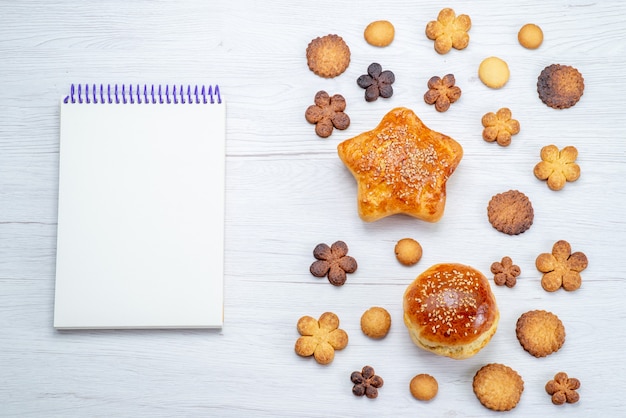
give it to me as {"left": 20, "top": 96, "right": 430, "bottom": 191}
{"left": 537, "top": 64, "right": 584, "bottom": 109}
{"left": 306, "top": 34, "right": 351, "bottom": 78}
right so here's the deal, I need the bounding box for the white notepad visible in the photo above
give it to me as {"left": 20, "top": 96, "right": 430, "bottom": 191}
{"left": 54, "top": 84, "right": 225, "bottom": 329}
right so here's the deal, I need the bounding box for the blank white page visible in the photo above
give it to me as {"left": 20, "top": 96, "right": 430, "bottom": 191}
{"left": 54, "top": 88, "right": 225, "bottom": 329}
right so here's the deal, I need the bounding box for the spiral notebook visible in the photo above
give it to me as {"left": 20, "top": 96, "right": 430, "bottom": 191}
{"left": 54, "top": 84, "right": 225, "bottom": 329}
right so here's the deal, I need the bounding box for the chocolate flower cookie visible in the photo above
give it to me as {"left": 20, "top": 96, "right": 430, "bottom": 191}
{"left": 357, "top": 62, "right": 395, "bottom": 102}
{"left": 309, "top": 240, "right": 357, "bottom": 286}
{"left": 424, "top": 74, "right": 461, "bottom": 112}
{"left": 305, "top": 91, "right": 350, "bottom": 138}
{"left": 351, "top": 365, "right": 384, "bottom": 399}
{"left": 491, "top": 256, "right": 521, "bottom": 287}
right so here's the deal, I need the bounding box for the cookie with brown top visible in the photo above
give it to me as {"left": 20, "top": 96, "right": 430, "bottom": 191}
{"left": 487, "top": 190, "right": 534, "bottom": 235}
{"left": 537, "top": 64, "right": 584, "bottom": 109}
{"left": 473, "top": 363, "right": 524, "bottom": 411}
{"left": 516, "top": 310, "right": 565, "bottom": 357}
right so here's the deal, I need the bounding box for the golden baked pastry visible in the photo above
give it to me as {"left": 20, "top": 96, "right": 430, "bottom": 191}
{"left": 518, "top": 23, "right": 543, "bottom": 49}
{"left": 473, "top": 363, "right": 524, "bottom": 411}
{"left": 425, "top": 8, "right": 471, "bottom": 54}
{"left": 364, "top": 20, "right": 395, "bottom": 47}
{"left": 537, "top": 64, "right": 584, "bottom": 109}
{"left": 337, "top": 107, "right": 463, "bottom": 223}
{"left": 294, "top": 312, "right": 348, "bottom": 365}
{"left": 478, "top": 57, "right": 510, "bottom": 89}
{"left": 535, "top": 240, "right": 587, "bottom": 292}
{"left": 394, "top": 238, "right": 423, "bottom": 266}
{"left": 487, "top": 190, "right": 534, "bottom": 235}
{"left": 360, "top": 306, "right": 391, "bottom": 339}
{"left": 533, "top": 144, "right": 580, "bottom": 191}
{"left": 409, "top": 374, "right": 438, "bottom": 401}
{"left": 403, "top": 263, "right": 499, "bottom": 359}
{"left": 481, "top": 107, "right": 520, "bottom": 146}
{"left": 306, "top": 34, "right": 351, "bottom": 78}
{"left": 516, "top": 310, "right": 565, "bottom": 357}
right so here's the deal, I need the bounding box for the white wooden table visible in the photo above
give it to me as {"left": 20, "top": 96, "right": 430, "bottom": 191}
{"left": 2, "top": 1, "right": 625, "bottom": 416}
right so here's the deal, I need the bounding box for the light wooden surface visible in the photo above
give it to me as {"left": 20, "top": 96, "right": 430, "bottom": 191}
{"left": 2, "top": 1, "right": 626, "bottom": 416}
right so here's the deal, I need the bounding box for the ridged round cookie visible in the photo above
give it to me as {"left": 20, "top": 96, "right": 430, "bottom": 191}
{"left": 516, "top": 310, "right": 565, "bottom": 357}
{"left": 306, "top": 34, "right": 351, "bottom": 78}
{"left": 537, "top": 64, "right": 584, "bottom": 109}
{"left": 487, "top": 190, "right": 534, "bottom": 235}
{"left": 473, "top": 363, "right": 524, "bottom": 411}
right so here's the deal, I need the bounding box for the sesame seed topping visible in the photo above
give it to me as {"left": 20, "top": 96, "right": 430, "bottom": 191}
{"left": 410, "top": 266, "right": 492, "bottom": 340}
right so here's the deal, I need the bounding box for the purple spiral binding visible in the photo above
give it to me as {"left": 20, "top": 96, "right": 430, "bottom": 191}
{"left": 63, "top": 84, "right": 221, "bottom": 104}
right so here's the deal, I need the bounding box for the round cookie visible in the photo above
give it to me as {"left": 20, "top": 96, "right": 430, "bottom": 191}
{"left": 394, "top": 238, "right": 423, "bottom": 266}
{"left": 409, "top": 374, "right": 438, "bottom": 401}
{"left": 537, "top": 64, "right": 584, "bottom": 109}
{"left": 516, "top": 310, "right": 565, "bottom": 357}
{"left": 473, "top": 364, "right": 524, "bottom": 411}
{"left": 478, "top": 57, "right": 510, "bottom": 89}
{"left": 487, "top": 190, "right": 534, "bottom": 235}
{"left": 364, "top": 20, "right": 395, "bottom": 47}
{"left": 518, "top": 23, "right": 543, "bottom": 49}
{"left": 360, "top": 306, "right": 391, "bottom": 339}
{"left": 306, "top": 34, "right": 351, "bottom": 78}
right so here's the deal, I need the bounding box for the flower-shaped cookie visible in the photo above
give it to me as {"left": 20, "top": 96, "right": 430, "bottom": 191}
{"left": 294, "top": 312, "right": 348, "bottom": 365}
{"left": 357, "top": 62, "right": 395, "bottom": 102}
{"left": 546, "top": 372, "right": 580, "bottom": 405}
{"left": 533, "top": 145, "right": 580, "bottom": 190}
{"left": 482, "top": 108, "right": 520, "bottom": 146}
{"left": 425, "top": 8, "right": 471, "bottom": 54}
{"left": 351, "top": 365, "right": 384, "bottom": 399}
{"left": 491, "top": 256, "right": 521, "bottom": 288}
{"left": 424, "top": 74, "right": 462, "bottom": 112}
{"left": 305, "top": 90, "right": 350, "bottom": 138}
{"left": 310, "top": 240, "right": 357, "bottom": 286}
{"left": 536, "top": 240, "right": 588, "bottom": 292}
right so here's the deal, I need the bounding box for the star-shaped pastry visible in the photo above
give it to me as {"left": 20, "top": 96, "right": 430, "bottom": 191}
{"left": 337, "top": 107, "right": 463, "bottom": 222}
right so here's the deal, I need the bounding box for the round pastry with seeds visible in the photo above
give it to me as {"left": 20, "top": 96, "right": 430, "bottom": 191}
{"left": 403, "top": 263, "right": 499, "bottom": 359}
